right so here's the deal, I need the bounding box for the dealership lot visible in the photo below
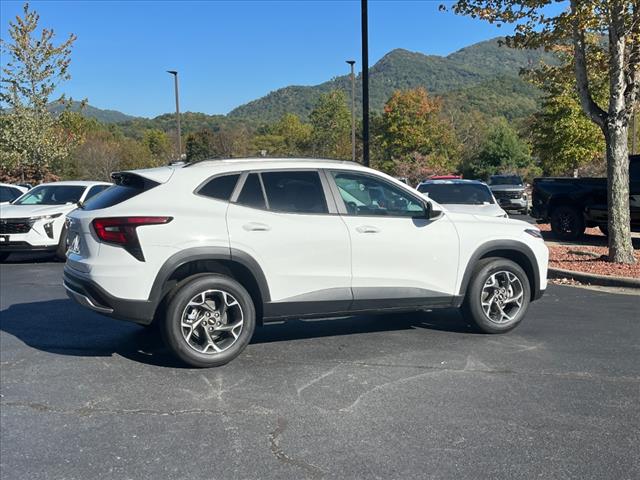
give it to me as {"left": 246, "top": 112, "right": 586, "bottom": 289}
{"left": 1, "top": 260, "right": 639, "bottom": 480}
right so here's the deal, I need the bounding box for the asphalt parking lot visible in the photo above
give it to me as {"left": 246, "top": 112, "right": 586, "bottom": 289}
{"left": 1, "top": 258, "right": 639, "bottom": 480}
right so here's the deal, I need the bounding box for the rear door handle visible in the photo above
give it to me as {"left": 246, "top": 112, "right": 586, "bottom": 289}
{"left": 243, "top": 222, "right": 271, "bottom": 232}
{"left": 356, "top": 225, "right": 380, "bottom": 234}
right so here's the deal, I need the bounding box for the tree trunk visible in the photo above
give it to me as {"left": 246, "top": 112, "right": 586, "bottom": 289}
{"left": 604, "top": 120, "right": 635, "bottom": 263}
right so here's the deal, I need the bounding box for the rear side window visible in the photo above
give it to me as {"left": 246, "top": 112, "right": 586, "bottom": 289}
{"left": 198, "top": 174, "right": 240, "bottom": 201}
{"left": 83, "top": 174, "right": 158, "bottom": 210}
{"left": 262, "top": 171, "right": 327, "bottom": 214}
{"left": 236, "top": 173, "right": 266, "bottom": 209}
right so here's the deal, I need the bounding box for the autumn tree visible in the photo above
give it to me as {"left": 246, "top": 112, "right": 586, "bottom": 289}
{"left": 449, "top": 0, "right": 639, "bottom": 263}
{"left": 0, "top": 3, "right": 78, "bottom": 182}
{"left": 375, "top": 87, "right": 460, "bottom": 184}
{"left": 309, "top": 90, "right": 351, "bottom": 159}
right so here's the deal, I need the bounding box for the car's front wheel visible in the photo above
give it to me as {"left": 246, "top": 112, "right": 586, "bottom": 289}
{"left": 462, "top": 258, "right": 531, "bottom": 334}
{"left": 161, "top": 274, "right": 256, "bottom": 367}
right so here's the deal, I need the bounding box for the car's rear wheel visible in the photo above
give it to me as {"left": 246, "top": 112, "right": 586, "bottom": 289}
{"left": 550, "top": 205, "right": 585, "bottom": 240}
{"left": 462, "top": 258, "right": 531, "bottom": 334}
{"left": 161, "top": 274, "right": 255, "bottom": 367}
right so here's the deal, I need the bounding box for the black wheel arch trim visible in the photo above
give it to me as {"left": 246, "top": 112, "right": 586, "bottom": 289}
{"left": 458, "top": 240, "right": 542, "bottom": 302}
{"left": 148, "top": 246, "right": 271, "bottom": 309}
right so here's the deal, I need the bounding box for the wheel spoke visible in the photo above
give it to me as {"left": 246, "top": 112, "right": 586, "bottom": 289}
{"left": 480, "top": 270, "right": 525, "bottom": 324}
{"left": 180, "top": 289, "right": 244, "bottom": 356}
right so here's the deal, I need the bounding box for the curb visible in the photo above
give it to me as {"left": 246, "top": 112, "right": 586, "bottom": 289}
{"left": 548, "top": 267, "right": 640, "bottom": 289}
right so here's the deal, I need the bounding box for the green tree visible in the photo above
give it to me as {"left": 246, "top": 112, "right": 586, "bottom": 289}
{"left": 375, "top": 87, "right": 460, "bottom": 184}
{"left": 0, "top": 3, "right": 78, "bottom": 182}
{"left": 466, "top": 119, "right": 535, "bottom": 180}
{"left": 185, "top": 129, "right": 216, "bottom": 162}
{"left": 449, "top": 0, "right": 639, "bottom": 264}
{"left": 252, "top": 113, "right": 311, "bottom": 156}
{"left": 309, "top": 90, "right": 351, "bottom": 159}
{"left": 142, "top": 129, "right": 172, "bottom": 163}
{"left": 523, "top": 44, "right": 607, "bottom": 176}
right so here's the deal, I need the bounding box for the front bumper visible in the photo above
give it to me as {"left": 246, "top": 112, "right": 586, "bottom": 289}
{"left": 63, "top": 267, "right": 156, "bottom": 325}
{"left": 496, "top": 198, "right": 528, "bottom": 211}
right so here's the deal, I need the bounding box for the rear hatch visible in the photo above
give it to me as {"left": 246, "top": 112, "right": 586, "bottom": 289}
{"left": 65, "top": 169, "right": 173, "bottom": 271}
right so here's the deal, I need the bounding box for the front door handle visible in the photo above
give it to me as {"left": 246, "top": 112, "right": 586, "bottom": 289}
{"left": 243, "top": 222, "right": 271, "bottom": 232}
{"left": 356, "top": 225, "right": 380, "bottom": 234}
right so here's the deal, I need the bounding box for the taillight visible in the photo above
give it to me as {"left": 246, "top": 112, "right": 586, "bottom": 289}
{"left": 92, "top": 216, "right": 172, "bottom": 261}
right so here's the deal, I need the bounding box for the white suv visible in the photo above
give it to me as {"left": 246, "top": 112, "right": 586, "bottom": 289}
{"left": 64, "top": 159, "right": 548, "bottom": 367}
{"left": 0, "top": 181, "right": 111, "bottom": 261}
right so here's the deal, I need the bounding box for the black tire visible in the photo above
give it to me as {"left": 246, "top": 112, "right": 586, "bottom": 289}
{"left": 161, "top": 274, "right": 256, "bottom": 368}
{"left": 55, "top": 226, "right": 68, "bottom": 261}
{"left": 462, "top": 258, "right": 531, "bottom": 334}
{"left": 599, "top": 225, "right": 609, "bottom": 236}
{"left": 550, "top": 205, "right": 585, "bottom": 240}
{"left": 0, "top": 252, "right": 10, "bottom": 262}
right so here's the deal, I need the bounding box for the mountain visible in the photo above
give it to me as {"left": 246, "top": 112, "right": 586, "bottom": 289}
{"left": 228, "top": 38, "right": 555, "bottom": 122}
{"left": 48, "top": 101, "right": 137, "bottom": 123}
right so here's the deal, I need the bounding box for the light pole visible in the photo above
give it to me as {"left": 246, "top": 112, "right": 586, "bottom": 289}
{"left": 346, "top": 60, "right": 356, "bottom": 162}
{"left": 167, "top": 70, "right": 182, "bottom": 159}
{"left": 361, "top": 0, "right": 369, "bottom": 166}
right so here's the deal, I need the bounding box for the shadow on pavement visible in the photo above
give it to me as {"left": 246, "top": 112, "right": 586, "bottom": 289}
{"left": 1, "top": 252, "right": 60, "bottom": 264}
{"left": 0, "top": 299, "right": 476, "bottom": 368}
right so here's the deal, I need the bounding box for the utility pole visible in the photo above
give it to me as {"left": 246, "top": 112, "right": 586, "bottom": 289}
{"left": 346, "top": 60, "right": 356, "bottom": 162}
{"left": 361, "top": 0, "right": 369, "bottom": 167}
{"left": 167, "top": 70, "right": 182, "bottom": 159}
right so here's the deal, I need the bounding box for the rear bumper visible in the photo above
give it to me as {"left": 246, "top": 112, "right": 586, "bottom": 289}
{"left": 63, "top": 267, "right": 156, "bottom": 325}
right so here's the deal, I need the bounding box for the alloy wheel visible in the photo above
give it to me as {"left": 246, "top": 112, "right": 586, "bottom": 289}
{"left": 180, "top": 289, "right": 244, "bottom": 354}
{"left": 480, "top": 271, "right": 524, "bottom": 324}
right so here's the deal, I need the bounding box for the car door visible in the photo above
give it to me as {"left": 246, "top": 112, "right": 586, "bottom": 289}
{"left": 226, "top": 169, "right": 352, "bottom": 317}
{"left": 328, "top": 170, "right": 460, "bottom": 309}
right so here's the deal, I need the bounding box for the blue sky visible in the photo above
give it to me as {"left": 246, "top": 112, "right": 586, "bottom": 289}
{"left": 0, "top": 1, "right": 560, "bottom": 118}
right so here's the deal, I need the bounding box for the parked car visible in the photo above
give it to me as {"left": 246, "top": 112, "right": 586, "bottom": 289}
{"left": 0, "top": 183, "right": 28, "bottom": 205}
{"left": 0, "top": 181, "right": 111, "bottom": 261}
{"left": 64, "top": 158, "right": 548, "bottom": 368}
{"left": 531, "top": 155, "right": 640, "bottom": 240}
{"left": 416, "top": 179, "right": 508, "bottom": 218}
{"left": 488, "top": 174, "right": 528, "bottom": 214}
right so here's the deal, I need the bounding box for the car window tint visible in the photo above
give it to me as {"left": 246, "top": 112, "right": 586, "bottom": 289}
{"left": 198, "top": 174, "right": 240, "bottom": 201}
{"left": 333, "top": 172, "right": 424, "bottom": 217}
{"left": 0, "top": 186, "right": 20, "bottom": 203}
{"left": 236, "top": 173, "right": 266, "bottom": 209}
{"left": 84, "top": 185, "right": 110, "bottom": 201}
{"left": 261, "top": 171, "right": 328, "bottom": 214}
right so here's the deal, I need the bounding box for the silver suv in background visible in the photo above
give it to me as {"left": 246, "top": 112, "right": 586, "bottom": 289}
{"left": 488, "top": 175, "right": 528, "bottom": 214}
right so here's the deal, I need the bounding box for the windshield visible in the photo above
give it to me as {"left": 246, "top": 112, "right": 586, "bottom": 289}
{"left": 13, "top": 185, "right": 86, "bottom": 205}
{"left": 489, "top": 175, "right": 523, "bottom": 186}
{"left": 418, "top": 183, "right": 494, "bottom": 205}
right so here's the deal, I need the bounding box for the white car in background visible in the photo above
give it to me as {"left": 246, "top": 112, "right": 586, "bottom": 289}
{"left": 0, "top": 183, "right": 28, "bottom": 205}
{"left": 416, "top": 179, "right": 508, "bottom": 218}
{"left": 0, "top": 181, "right": 111, "bottom": 261}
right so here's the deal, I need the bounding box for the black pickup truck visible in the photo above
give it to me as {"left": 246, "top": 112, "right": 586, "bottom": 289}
{"left": 531, "top": 155, "right": 640, "bottom": 240}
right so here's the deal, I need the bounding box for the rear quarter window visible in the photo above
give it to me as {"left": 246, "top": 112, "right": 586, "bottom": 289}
{"left": 197, "top": 174, "right": 240, "bottom": 201}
